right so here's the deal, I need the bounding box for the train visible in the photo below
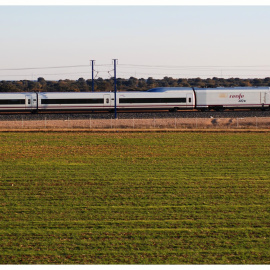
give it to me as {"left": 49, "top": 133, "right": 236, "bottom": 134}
{"left": 0, "top": 86, "right": 269, "bottom": 113}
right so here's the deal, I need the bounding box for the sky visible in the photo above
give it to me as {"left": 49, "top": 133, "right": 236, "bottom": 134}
{"left": 1, "top": 3, "right": 270, "bottom": 80}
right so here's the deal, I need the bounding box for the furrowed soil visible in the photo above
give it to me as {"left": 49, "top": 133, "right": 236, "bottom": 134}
{"left": 0, "top": 132, "right": 270, "bottom": 264}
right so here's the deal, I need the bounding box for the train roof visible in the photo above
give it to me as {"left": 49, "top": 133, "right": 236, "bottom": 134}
{"left": 147, "top": 87, "right": 270, "bottom": 92}
{"left": 38, "top": 91, "right": 143, "bottom": 94}
{"left": 0, "top": 92, "right": 34, "bottom": 94}
{"left": 194, "top": 87, "right": 270, "bottom": 91}
{"left": 147, "top": 87, "right": 193, "bottom": 92}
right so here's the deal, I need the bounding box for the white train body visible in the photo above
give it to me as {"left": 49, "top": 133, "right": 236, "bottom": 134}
{"left": 0, "top": 86, "right": 269, "bottom": 112}
{"left": 195, "top": 87, "right": 270, "bottom": 110}
{"left": 0, "top": 92, "right": 37, "bottom": 112}
{"left": 39, "top": 89, "right": 195, "bottom": 111}
{"left": 38, "top": 92, "right": 110, "bottom": 111}
{"left": 0, "top": 88, "right": 195, "bottom": 112}
{"left": 117, "top": 88, "right": 194, "bottom": 110}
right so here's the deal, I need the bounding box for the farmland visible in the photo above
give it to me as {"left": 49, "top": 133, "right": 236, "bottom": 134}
{"left": 0, "top": 131, "right": 270, "bottom": 264}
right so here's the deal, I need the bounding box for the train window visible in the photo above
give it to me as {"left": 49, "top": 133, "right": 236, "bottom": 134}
{"left": 28, "top": 99, "right": 31, "bottom": 104}
{"left": 41, "top": 99, "right": 104, "bottom": 104}
{"left": 0, "top": 99, "right": 25, "bottom": 105}
{"left": 119, "top": 98, "right": 186, "bottom": 104}
{"left": 189, "top": 98, "right": 191, "bottom": 103}
{"left": 106, "top": 98, "right": 110, "bottom": 104}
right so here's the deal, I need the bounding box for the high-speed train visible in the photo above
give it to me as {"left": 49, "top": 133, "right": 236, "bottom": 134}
{"left": 0, "top": 87, "right": 269, "bottom": 113}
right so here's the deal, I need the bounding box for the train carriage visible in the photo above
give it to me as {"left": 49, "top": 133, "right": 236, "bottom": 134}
{"left": 194, "top": 87, "right": 270, "bottom": 111}
{"left": 0, "top": 92, "right": 37, "bottom": 112}
{"left": 118, "top": 87, "right": 195, "bottom": 111}
{"left": 38, "top": 92, "right": 112, "bottom": 111}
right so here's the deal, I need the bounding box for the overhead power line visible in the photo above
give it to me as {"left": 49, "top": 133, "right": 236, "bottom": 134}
{"left": 2, "top": 63, "right": 270, "bottom": 72}
{"left": 0, "top": 64, "right": 112, "bottom": 71}
{"left": 0, "top": 65, "right": 90, "bottom": 71}
{"left": 119, "top": 64, "right": 270, "bottom": 68}
{"left": 1, "top": 62, "right": 270, "bottom": 80}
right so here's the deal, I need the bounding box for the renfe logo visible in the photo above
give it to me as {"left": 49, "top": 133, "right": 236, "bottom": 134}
{"left": 229, "top": 93, "right": 244, "bottom": 99}
{"left": 229, "top": 93, "right": 246, "bottom": 103}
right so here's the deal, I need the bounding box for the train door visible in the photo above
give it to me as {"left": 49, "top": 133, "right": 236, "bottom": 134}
{"left": 260, "top": 92, "right": 264, "bottom": 104}
{"left": 266, "top": 92, "right": 270, "bottom": 104}
{"left": 103, "top": 94, "right": 112, "bottom": 108}
{"left": 186, "top": 93, "right": 193, "bottom": 108}
{"left": 259, "top": 92, "right": 270, "bottom": 110}
{"left": 260, "top": 92, "right": 268, "bottom": 105}
{"left": 25, "top": 94, "right": 37, "bottom": 111}
{"left": 25, "top": 95, "right": 32, "bottom": 110}
{"left": 263, "top": 92, "right": 270, "bottom": 104}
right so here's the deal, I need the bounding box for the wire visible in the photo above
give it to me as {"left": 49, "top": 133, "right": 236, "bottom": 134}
{"left": 117, "top": 71, "right": 270, "bottom": 79}
{"left": 2, "top": 63, "right": 270, "bottom": 71}
{"left": 119, "top": 64, "right": 270, "bottom": 68}
{"left": 94, "top": 71, "right": 99, "bottom": 79}
{"left": 0, "top": 65, "right": 92, "bottom": 71}
{"left": 1, "top": 62, "right": 270, "bottom": 80}
{"left": 0, "top": 71, "right": 92, "bottom": 77}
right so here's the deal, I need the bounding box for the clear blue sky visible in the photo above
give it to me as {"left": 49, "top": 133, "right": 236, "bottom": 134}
{"left": 1, "top": 5, "right": 270, "bottom": 80}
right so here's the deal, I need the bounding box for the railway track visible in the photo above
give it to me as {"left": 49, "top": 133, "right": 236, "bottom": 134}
{"left": 1, "top": 110, "right": 270, "bottom": 121}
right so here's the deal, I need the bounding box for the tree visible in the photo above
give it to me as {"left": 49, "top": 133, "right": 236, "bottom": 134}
{"left": 127, "top": 77, "right": 138, "bottom": 88}
{"left": 37, "top": 77, "right": 47, "bottom": 91}
{"left": 239, "top": 80, "right": 252, "bottom": 87}
{"left": 0, "top": 81, "right": 14, "bottom": 92}
{"left": 97, "top": 80, "right": 111, "bottom": 92}
{"left": 116, "top": 78, "right": 124, "bottom": 91}
{"left": 163, "top": 76, "right": 176, "bottom": 86}
{"left": 57, "top": 80, "right": 70, "bottom": 92}
{"left": 70, "top": 84, "right": 80, "bottom": 92}
{"left": 37, "top": 77, "right": 46, "bottom": 84}
{"left": 147, "top": 77, "right": 156, "bottom": 89}
{"left": 252, "top": 78, "right": 263, "bottom": 86}
{"left": 76, "top": 77, "right": 89, "bottom": 92}
{"left": 161, "top": 81, "right": 169, "bottom": 87}
{"left": 138, "top": 78, "right": 147, "bottom": 90}
{"left": 178, "top": 79, "right": 190, "bottom": 87}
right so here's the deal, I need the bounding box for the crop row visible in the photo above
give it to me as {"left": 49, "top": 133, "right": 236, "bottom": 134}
{"left": 0, "top": 132, "right": 269, "bottom": 264}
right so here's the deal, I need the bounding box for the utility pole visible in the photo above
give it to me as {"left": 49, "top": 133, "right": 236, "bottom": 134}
{"left": 90, "top": 60, "right": 95, "bottom": 92}
{"left": 113, "top": 59, "right": 118, "bottom": 119}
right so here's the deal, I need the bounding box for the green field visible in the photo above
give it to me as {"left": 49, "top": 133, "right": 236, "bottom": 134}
{"left": 0, "top": 131, "right": 270, "bottom": 264}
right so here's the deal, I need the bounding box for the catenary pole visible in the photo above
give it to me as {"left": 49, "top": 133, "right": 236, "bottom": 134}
{"left": 113, "top": 59, "right": 118, "bottom": 119}
{"left": 90, "top": 60, "right": 95, "bottom": 92}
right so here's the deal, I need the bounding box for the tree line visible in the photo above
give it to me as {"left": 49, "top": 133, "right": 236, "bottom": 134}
{"left": 1, "top": 76, "right": 270, "bottom": 92}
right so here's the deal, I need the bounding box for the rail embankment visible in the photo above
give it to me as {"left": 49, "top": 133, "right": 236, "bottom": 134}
{"left": 0, "top": 116, "right": 270, "bottom": 131}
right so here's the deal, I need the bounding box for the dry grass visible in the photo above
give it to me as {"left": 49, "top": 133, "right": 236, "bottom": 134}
{"left": 0, "top": 117, "right": 270, "bottom": 130}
